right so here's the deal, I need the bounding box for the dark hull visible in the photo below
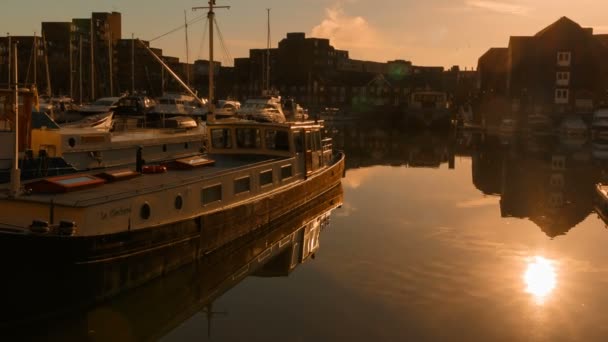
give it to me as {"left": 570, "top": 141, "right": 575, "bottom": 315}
{"left": 0, "top": 154, "right": 344, "bottom": 324}
{"left": 1, "top": 182, "right": 342, "bottom": 335}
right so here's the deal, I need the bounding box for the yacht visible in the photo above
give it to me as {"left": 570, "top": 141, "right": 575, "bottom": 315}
{"left": 283, "top": 98, "right": 309, "bottom": 121}
{"left": 213, "top": 99, "right": 241, "bottom": 119}
{"left": 238, "top": 95, "right": 287, "bottom": 123}
{"left": 150, "top": 93, "right": 206, "bottom": 117}
{"left": 79, "top": 96, "right": 122, "bottom": 116}
{"left": 0, "top": 88, "right": 206, "bottom": 183}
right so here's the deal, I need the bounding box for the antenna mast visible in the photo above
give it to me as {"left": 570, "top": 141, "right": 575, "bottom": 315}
{"left": 193, "top": 1, "right": 230, "bottom": 116}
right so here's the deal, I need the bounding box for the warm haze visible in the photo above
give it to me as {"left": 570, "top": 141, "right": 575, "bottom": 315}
{"left": 3, "top": 0, "right": 608, "bottom": 68}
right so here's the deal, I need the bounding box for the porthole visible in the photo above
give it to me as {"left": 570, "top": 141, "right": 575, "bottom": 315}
{"left": 68, "top": 137, "right": 76, "bottom": 147}
{"left": 140, "top": 202, "right": 151, "bottom": 220}
{"left": 175, "top": 194, "right": 183, "bottom": 210}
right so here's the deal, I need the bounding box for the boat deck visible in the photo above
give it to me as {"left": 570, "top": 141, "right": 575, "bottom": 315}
{"left": 0, "top": 154, "right": 285, "bottom": 207}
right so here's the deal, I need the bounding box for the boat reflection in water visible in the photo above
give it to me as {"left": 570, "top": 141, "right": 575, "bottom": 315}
{"left": 0, "top": 184, "right": 343, "bottom": 340}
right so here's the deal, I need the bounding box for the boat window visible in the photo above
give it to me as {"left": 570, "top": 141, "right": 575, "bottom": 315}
{"left": 236, "top": 128, "right": 261, "bottom": 149}
{"left": 234, "top": 176, "right": 251, "bottom": 194}
{"left": 305, "top": 131, "right": 313, "bottom": 151}
{"left": 293, "top": 130, "right": 304, "bottom": 153}
{"left": 265, "top": 130, "right": 290, "bottom": 151}
{"left": 260, "top": 169, "right": 273, "bottom": 186}
{"left": 211, "top": 129, "right": 233, "bottom": 149}
{"left": 281, "top": 165, "right": 293, "bottom": 180}
{"left": 313, "top": 130, "right": 322, "bottom": 151}
{"left": 201, "top": 184, "right": 222, "bottom": 205}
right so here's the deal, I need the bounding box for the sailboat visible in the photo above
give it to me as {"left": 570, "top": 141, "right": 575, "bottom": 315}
{"left": 0, "top": 1, "right": 345, "bottom": 291}
{"left": 236, "top": 8, "right": 308, "bottom": 123}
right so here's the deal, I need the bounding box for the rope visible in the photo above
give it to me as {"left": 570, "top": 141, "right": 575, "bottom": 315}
{"left": 148, "top": 13, "right": 207, "bottom": 42}
{"left": 214, "top": 17, "right": 232, "bottom": 65}
{"left": 196, "top": 18, "right": 209, "bottom": 60}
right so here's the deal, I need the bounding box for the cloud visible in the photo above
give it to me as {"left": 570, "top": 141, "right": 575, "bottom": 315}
{"left": 465, "top": 0, "right": 531, "bottom": 16}
{"left": 310, "top": 3, "right": 387, "bottom": 55}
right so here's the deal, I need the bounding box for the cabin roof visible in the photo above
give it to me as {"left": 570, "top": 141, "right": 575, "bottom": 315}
{"left": 3, "top": 154, "right": 285, "bottom": 207}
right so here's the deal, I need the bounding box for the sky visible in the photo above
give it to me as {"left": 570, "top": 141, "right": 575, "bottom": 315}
{"left": 2, "top": 0, "right": 608, "bottom": 68}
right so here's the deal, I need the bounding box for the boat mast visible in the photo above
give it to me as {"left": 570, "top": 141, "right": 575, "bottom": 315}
{"left": 90, "top": 17, "right": 95, "bottom": 100}
{"left": 79, "top": 35, "right": 83, "bottom": 104}
{"left": 184, "top": 10, "right": 190, "bottom": 87}
{"left": 10, "top": 41, "right": 20, "bottom": 197}
{"left": 109, "top": 31, "right": 113, "bottom": 96}
{"left": 33, "top": 32, "right": 37, "bottom": 87}
{"left": 6, "top": 33, "right": 10, "bottom": 86}
{"left": 131, "top": 33, "right": 135, "bottom": 94}
{"left": 193, "top": 1, "right": 230, "bottom": 116}
{"left": 266, "top": 8, "right": 271, "bottom": 93}
{"left": 68, "top": 31, "right": 73, "bottom": 99}
{"left": 42, "top": 32, "right": 52, "bottom": 97}
{"left": 137, "top": 39, "right": 205, "bottom": 105}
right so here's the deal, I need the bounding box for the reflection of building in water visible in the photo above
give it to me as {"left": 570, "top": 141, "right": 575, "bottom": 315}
{"left": 1, "top": 185, "right": 343, "bottom": 339}
{"left": 472, "top": 139, "right": 506, "bottom": 196}
{"left": 327, "top": 121, "right": 455, "bottom": 170}
{"left": 473, "top": 138, "right": 598, "bottom": 237}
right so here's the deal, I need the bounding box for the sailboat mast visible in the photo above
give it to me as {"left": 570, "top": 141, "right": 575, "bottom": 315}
{"left": 7, "top": 34, "right": 11, "bottom": 86}
{"left": 208, "top": 2, "right": 214, "bottom": 110}
{"left": 10, "top": 41, "right": 20, "bottom": 197}
{"left": 193, "top": 1, "right": 230, "bottom": 115}
{"left": 266, "top": 8, "right": 271, "bottom": 93}
{"left": 109, "top": 31, "right": 113, "bottom": 96}
{"left": 184, "top": 10, "right": 190, "bottom": 87}
{"left": 90, "top": 18, "right": 95, "bottom": 100}
{"left": 42, "top": 32, "right": 52, "bottom": 96}
{"left": 131, "top": 33, "right": 135, "bottom": 94}
{"left": 33, "top": 32, "right": 37, "bottom": 87}
{"left": 79, "top": 35, "right": 83, "bottom": 104}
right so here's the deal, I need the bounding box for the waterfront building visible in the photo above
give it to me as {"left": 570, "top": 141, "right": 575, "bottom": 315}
{"left": 478, "top": 17, "right": 608, "bottom": 124}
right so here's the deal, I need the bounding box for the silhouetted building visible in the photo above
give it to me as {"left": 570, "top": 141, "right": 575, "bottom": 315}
{"left": 478, "top": 17, "right": 608, "bottom": 124}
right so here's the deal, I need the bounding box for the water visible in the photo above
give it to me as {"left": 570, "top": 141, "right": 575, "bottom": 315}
{"left": 6, "top": 119, "right": 608, "bottom": 341}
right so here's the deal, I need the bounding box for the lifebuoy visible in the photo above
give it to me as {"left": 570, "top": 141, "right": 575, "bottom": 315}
{"left": 141, "top": 165, "right": 167, "bottom": 174}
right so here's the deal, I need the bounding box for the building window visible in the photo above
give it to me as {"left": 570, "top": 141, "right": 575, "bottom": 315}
{"left": 557, "top": 51, "right": 571, "bottom": 66}
{"left": 556, "top": 72, "right": 570, "bottom": 86}
{"left": 554, "top": 89, "right": 569, "bottom": 104}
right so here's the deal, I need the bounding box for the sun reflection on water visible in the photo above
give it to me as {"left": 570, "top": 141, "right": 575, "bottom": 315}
{"left": 524, "top": 256, "right": 557, "bottom": 304}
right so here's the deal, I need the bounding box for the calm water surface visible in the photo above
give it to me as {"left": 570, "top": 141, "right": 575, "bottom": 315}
{"left": 9, "top": 120, "right": 608, "bottom": 341}
{"left": 165, "top": 122, "right": 608, "bottom": 341}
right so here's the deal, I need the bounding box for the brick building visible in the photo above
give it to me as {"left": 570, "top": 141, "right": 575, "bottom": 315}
{"left": 478, "top": 17, "right": 608, "bottom": 124}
